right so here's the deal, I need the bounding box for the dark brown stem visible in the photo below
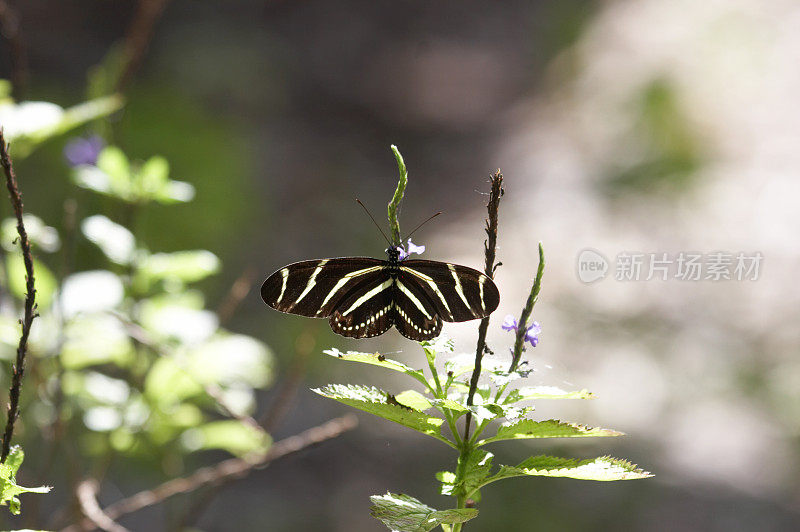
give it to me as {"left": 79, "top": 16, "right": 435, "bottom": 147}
{"left": 61, "top": 415, "right": 358, "bottom": 532}
{"left": 0, "top": 0, "right": 29, "bottom": 98}
{"left": 0, "top": 129, "right": 37, "bottom": 462}
{"left": 215, "top": 265, "right": 258, "bottom": 326}
{"left": 463, "top": 170, "right": 503, "bottom": 442}
{"left": 116, "top": 0, "right": 171, "bottom": 93}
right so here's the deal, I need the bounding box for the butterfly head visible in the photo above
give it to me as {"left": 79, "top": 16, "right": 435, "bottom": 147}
{"left": 386, "top": 246, "right": 401, "bottom": 263}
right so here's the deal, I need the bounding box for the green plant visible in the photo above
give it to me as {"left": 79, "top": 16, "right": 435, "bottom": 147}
{"left": 315, "top": 150, "right": 652, "bottom": 531}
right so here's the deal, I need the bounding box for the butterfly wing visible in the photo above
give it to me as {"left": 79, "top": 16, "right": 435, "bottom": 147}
{"left": 392, "top": 271, "right": 443, "bottom": 341}
{"left": 328, "top": 273, "right": 395, "bottom": 339}
{"left": 261, "top": 258, "right": 385, "bottom": 318}
{"left": 399, "top": 260, "right": 499, "bottom": 322}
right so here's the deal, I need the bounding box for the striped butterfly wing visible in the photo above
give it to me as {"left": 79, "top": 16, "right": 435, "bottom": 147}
{"left": 391, "top": 272, "right": 443, "bottom": 341}
{"left": 398, "top": 260, "right": 500, "bottom": 322}
{"left": 328, "top": 274, "right": 396, "bottom": 338}
{"left": 261, "top": 258, "right": 384, "bottom": 318}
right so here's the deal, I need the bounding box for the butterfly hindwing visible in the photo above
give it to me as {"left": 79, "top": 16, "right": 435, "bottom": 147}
{"left": 329, "top": 272, "right": 394, "bottom": 338}
{"left": 261, "top": 258, "right": 384, "bottom": 317}
{"left": 393, "top": 273, "right": 443, "bottom": 340}
{"left": 399, "top": 260, "right": 499, "bottom": 322}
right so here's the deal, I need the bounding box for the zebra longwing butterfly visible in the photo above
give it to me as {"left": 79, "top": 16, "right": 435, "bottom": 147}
{"left": 261, "top": 246, "right": 500, "bottom": 341}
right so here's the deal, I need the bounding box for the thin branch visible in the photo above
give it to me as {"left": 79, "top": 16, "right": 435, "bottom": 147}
{"left": 76, "top": 480, "right": 131, "bottom": 532}
{"left": 0, "top": 0, "right": 29, "bottom": 98}
{"left": 61, "top": 415, "right": 358, "bottom": 531}
{"left": 259, "top": 327, "right": 315, "bottom": 431}
{"left": 463, "top": 170, "right": 503, "bottom": 442}
{"left": 215, "top": 265, "right": 258, "bottom": 326}
{"left": 0, "top": 128, "right": 37, "bottom": 462}
{"left": 116, "top": 0, "right": 171, "bottom": 93}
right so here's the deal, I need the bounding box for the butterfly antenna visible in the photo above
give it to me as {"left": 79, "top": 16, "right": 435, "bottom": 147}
{"left": 355, "top": 198, "right": 392, "bottom": 246}
{"left": 405, "top": 211, "right": 442, "bottom": 241}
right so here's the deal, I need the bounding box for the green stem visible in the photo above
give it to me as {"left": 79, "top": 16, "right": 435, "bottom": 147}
{"left": 387, "top": 145, "right": 407, "bottom": 246}
{"left": 509, "top": 242, "right": 545, "bottom": 372}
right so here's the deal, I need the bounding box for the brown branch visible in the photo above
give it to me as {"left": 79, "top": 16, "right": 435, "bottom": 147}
{"left": 215, "top": 265, "right": 258, "bottom": 326}
{"left": 116, "top": 0, "right": 171, "bottom": 93}
{"left": 463, "top": 170, "right": 503, "bottom": 442}
{"left": 0, "top": 0, "right": 29, "bottom": 98}
{"left": 76, "top": 480, "right": 131, "bottom": 532}
{"left": 61, "top": 415, "right": 358, "bottom": 531}
{"left": 0, "top": 129, "right": 37, "bottom": 462}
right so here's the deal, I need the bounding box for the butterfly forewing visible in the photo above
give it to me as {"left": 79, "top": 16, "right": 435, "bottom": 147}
{"left": 399, "top": 260, "right": 499, "bottom": 322}
{"left": 261, "top": 258, "right": 384, "bottom": 317}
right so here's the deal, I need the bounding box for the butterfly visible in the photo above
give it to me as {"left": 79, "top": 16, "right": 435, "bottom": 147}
{"left": 261, "top": 243, "right": 500, "bottom": 341}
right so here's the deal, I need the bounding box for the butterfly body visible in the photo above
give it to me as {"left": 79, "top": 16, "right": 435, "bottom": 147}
{"left": 261, "top": 247, "right": 499, "bottom": 341}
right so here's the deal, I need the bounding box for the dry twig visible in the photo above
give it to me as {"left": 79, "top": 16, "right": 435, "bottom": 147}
{"left": 0, "top": 128, "right": 37, "bottom": 462}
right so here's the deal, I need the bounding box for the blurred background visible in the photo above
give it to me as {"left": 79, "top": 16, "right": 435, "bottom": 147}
{"left": 1, "top": 0, "right": 799, "bottom": 530}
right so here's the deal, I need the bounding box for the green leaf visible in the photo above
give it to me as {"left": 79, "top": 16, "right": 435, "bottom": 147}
{"left": 504, "top": 386, "right": 594, "bottom": 403}
{"left": 181, "top": 420, "right": 270, "bottom": 457}
{"left": 5, "top": 254, "right": 57, "bottom": 309}
{"left": 137, "top": 155, "right": 169, "bottom": 195}
{"left": 138, "top": 250, "right": 220, "bottom": 284}
{"left": 0, "top": 95, "right": 122, "bottom": 157}
{"left": 324, "top": 349, "right": 428, "bottom": 388}
{"left": 479, "top": 419, "right": 623, "bottom": 445}
{"left": 313, "top": 384, "right": 452, "bottom": 447}
{"left": 96, "top": 146, "right": 133, "bottom": 196}
{"left": 1, "top": 215, "right": 60, "bottom": 253}
{"left": 370, "top": 492, "right": 478, "bottom": 532}
{"left": 60, "top": 314, "right": 135, "bottom": 369}
{"left": 483, "top": 455, "right": 653, "bottom": 483}
{"left": 0, "top": 446, "right": 52, "bottom": 515}
{"left": 81, "top": 215, "right": 136, "bottom": 264}
{"left": 394, "top": 390, "right": 432, "bottom": 411}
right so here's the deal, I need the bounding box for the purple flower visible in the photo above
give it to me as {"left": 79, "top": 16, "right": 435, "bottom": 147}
{"left": 397, "top": 238, "right": 425, "bottom": 261}
{"left": 64, "top": 135, "right": 105, "bottom": 167}
{"left": 502, "top": 314, "right": 541, "bottom": 347}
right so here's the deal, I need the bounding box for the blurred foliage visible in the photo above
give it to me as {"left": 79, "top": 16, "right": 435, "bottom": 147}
{"left": 0, "top": 81, "right": 276, "bottom": 518}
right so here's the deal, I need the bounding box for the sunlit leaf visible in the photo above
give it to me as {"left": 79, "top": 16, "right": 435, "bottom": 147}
{"left": 504, "top": 386, "right": 594, "bottom": 403}
{"left": 313, "top": 384, "right": 451, "bottom": 447}
{"left": 95, "top": 146, "right": 132, "bottom": 198}
{"left": 6, "top": 254, "right": 57, "bottom": 309}
{"left": 138, "top": 293, "right": 218, "bottom": 345}
{"left": 324, "top": 349, "right": 428, "bottom": 388}
{"left": 60, "top": 270, "right": 124, "bottom": 317}
{"left": 0, "top": 446, "right": 51, "bottom": 515}
{"left": 81, "top": 215, "right": 136, "bottom": 264}
{"left": 479, "top": 419, "right": 623, "bottom": 445}
{"left": 483, "top": 455, "right": 653, "bottom": 483}
{"left": 1, "top": 215, "right": 60, "bottom": 253}
{"left": 181, "top": 420, "right": 270, "bottom": 457}
{"left": 138, "top": 250, "right": 220, "bottom": 284}
{"left": 395, "top": 390, "right": 432, "bottom": 411}
{"left": 60, "top": 314, "right": 135, "bottom": 369}
{"left": 369, "top": 492, "right": 477, "bottom": 532}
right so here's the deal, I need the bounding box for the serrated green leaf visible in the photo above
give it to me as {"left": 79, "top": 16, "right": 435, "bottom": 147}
{"left": 313, "top": 384, "right": 452, "bottom": 447}
{"left": 0, "top": 446, "right": 52, "bottom": 515}
{"left": 482, "top": 455, "right": 653, "bottom": 484}
{"left": 324, "top": 349, "right": 428, "bottom": 388}
{"left": 370, "top": 492, "right": 478, "bottom": 532}
{"left": 395, "top": 390, "right": 432, "bottom": 411}
{"left": 504, "top": 386, "right": 594, "bottom": 403}
{"left": 479, "top": 419, "right": 623, "bottom": 445}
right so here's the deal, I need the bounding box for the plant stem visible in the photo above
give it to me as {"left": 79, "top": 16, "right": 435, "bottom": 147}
{"left": 0, "top": 129, "right": 37, "bottom": 462}
{"left": 509, "top": 242, "right": 545, "bottom": 372}
{"left": 463, "top": 170, "right": 503, "bottom": 442}
{"left": 387, "top": 145, "right": 407, "bottom": 246}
